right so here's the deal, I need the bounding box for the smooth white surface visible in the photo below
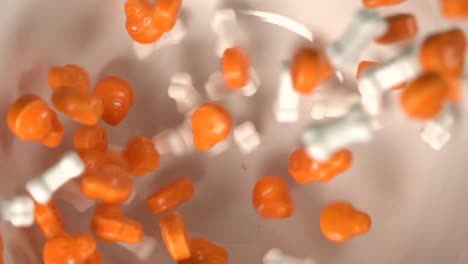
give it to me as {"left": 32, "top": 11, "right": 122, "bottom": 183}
{"left": 420, "top": 104, "right": 455, "bottom": 150}
{"left": 0, "top": 196, "right": 34, "bottom": 227}
{"left": 168, "top": 72, "right": 203, "bottom": 114}
{"left": 212, "top": 9, "right": 247, "bottom": 57}
{"left": 263, "top": 248, "right": 315, "bottom": 264}
{"left": 273, "top": 62, "right": 300, "bottom": 123}
{"left": 233, "top": 121, "right": 261, "bottom": 154}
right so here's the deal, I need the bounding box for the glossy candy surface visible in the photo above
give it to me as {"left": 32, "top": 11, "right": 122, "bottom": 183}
{"left": 146, "top": 177, "right": 194, "bottom": 214}
{"left": 252, "top": 176, "right": 294, "bottom": 219}
{"left": 191, "top": 103, "right": 233, "bottom": 151}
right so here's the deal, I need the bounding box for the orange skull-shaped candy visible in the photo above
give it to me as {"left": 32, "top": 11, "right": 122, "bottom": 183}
{"left": 191, "top": 103, "right": 233, "bottom": 151}
{"left": 375, "top": 14, "right": 418, "bottom": 44}
{"left": 146, "top": 177, "right": 194, "bottom": 214}
{"left": 152, "top": 0, "right": 182, "bottom": 32}
{"left": 291, "top": 47, "right": 333, "bottom": 94}
{"left": 160, "top": 212, "right": 191, "bottom": 261}
{"left": 34, "top": 201, "right": 66, "bottom": 239}
{"left": 179, "top": 237, "right": 228, "bottom": 264}
{"left": 362, "top": 0, "right": 406, "bottom": 8}
{"left": 125, "top": 0, "right": 164, "bottom": 44}
{"left": 252, "top": 176, "right": 294, "bottom": 219}
{"left": 43, "top": 234, "right": 96, "bottom": 264}
{"left": 48, "top": 65, "right": 90, "bottom": 93}
{"left": 123, "top": 136, "right": 160, "bottom": 176}
{"left": 73, "top": 125, "right": 108, "bottom": 156}
{"left": 222, "top": 47, "right": 250, "bottom": 89}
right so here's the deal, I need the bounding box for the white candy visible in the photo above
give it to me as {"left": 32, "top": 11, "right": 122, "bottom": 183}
{"left": 212, "top": 9, "right": 247, "bottom": 57}
{"left": 263, "top": 248, "right": 315, "bottom": 264}
{"left": 309, "top": 88, "right": 361, "bottom": 120}
{"left": 326, "top": 9, "right": 388, "bottom": 67}
{"left": 273, "top": 62, "right": 300, "bottom": 123}
{"left": 153, "top": 121, "right": 194, "bottom": 156}
{"left": 26, "top": 152, "right": 84, "bottom": 204}
{"left": 168, "top": 72, "right": 203, "bottom": 114}
{"left": 54, "top": 179, "right": 95, "bottom": 212}
{"left": 303, "top": 103, "right": 375, "bottom": 161}
{"left": 0, "top": 196, "right": 35, "bottom": 227}
{"left": 233, "top": 121, "right": 261, "bottom": 154}
{"left": 420, "top": 105, "right": 455, "bottom": 150}
{"left": 358, "top": 46, "right": 420, "bottom": 115}
{"left": 133, "top": 19, "right": 187, "bottom": 60}
{"left": 204, "top": 69, "right": 260, "bottom": 101}
{"left": 118, "top": 235, "right": 157, "bottom": 260}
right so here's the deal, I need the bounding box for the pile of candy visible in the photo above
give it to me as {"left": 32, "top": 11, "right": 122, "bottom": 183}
{"left": 2, "top": 0, "right": 468, "bottom": 263}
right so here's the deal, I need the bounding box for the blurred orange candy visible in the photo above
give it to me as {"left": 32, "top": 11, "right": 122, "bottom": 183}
{"left": 43, "top": 234, "right": 96, "bottom": 264}
{"left": 152, "top": 0, "right": 182, "bottom": 31}
{"left": 40, "top": 111, "right": 65, "bottom": 148}
{"left": 160, "top": 212, "right": 191, "bottom": 261}
{"left": 93, "top": 76, "right": 134, "bottom": 126}
{"left": 400, "top": 71, "right": 450, "bottom": 120}
{"left": 81, "top": 150, "right": 129, "bottom": 172}
{"left": 81, "top": 164, "right": 133, "bottom": 203}
{"left": 125, "top": 0, "right": 164, "bottom": 44}
{"left": 73, "top": 125, "right": 108, "bottom": 156}
{"left": 320, "top": 201, "right": 371, "bottom": 243}
{"left": 362, "top": 0, "right": 406, "bottom": 8}
{"left": 441, "top": 0, "right": 468, "bottom": 19}
{"left": 146, "top": 177, "right": 194, "bottom": 214}
{"left": 86, "top": 249, "right": 102, "bottom": 264}
{"left": 179, "top": 237, "right": 228, "bottom": 264}
{"left": 48, "top": 65, "right": 90, "bottom": 93}
{"left": 291, "top": 47, "right": 332, "bottom": 94}
{"left": 288, "top": 148, "right": 352, "bottom": 184}
{"left": 52, "top": 86, "right": 103, "bottom": 125}
{"left": 34, "top": 201, "right": 66, "bottom": 239}
{"left": 252, "top": 176, "right": 294, "bottom": 219}
{"left": 375, "top": 14, "right": 418, "bottom": 44}
{"left": 91, "top": 204, "right": 143, "bottom": 243}
{"left": 123, "top": 136, "right": 160, "bottom": 176}
{"left": 191, "top": 103, "right": 233, "bottom": 151}
{"left": 222, "top": 47, "right": 250, "bottom": 89}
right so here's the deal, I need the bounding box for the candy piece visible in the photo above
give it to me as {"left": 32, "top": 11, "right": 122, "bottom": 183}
{"left": 291, "top": 48, "right": 333, "bottom": 94}
{"left": 93, "top": 76, "right": 134, "bottom": 126}
{"left": 400, "top": 72, "right": 449, "bottom": 120}
{"left": 123, "top": 136, "right": 160, "bottom": 176}
{"left": 191, "top": 103, "right": 233, "bottom": 151}
{"left": 302, "top": 104, "right": 375, "bottom": 161}
{"left": 441, "top": 0, "right": 468, "bottom": 19}
{"left": 356, "top": 61, "right": 406, "bottom": 90}
{"left": 420, "top": 104, "right": 455, "bottom": 150}
{"left": 125, "top": 0, "right": 164, "bottom": 44}
{"left": 34, "top": 201, "right": 66, "bottom": 239}
{"left": 152, "top": 0, "right": 182, "bottom": 31}
{"left": 179, "top": 237, "right": 228, "bottom": 264}
{"left": 252, "top": 176, "right": 294, "bottom": 219}
{"left": 91, "top": 204, "right": 143, "bottom": 243}
{"left": 326, "top": 9, "right": 387, "bottom": 67}
{"left": 288, "top": 148, "right": 352, "bottom": 184}
{"left": 52, "top": 86, "right": 103, "bottom": 125}
{"left": 358, "top": 47, "right": 420, "bottom": 115}
{"left": 48, "top": 65, "right": 90, "bottom": 93}
{"left": 263, "top": 248, "right": 315, "bottom": 264}
{"left": 160, "top": 212, "right": 191, "bottom": 261}
{"left": 274, "top": 62, "right": 300, "bottom": 123}
{"left": 86, "top": 249, "right": 103, "bottom": 264}
{"left": 0, "top": 196, "right": 35, "bottom": 227}
{"left": 73, "top": 125, "right": 108, "bottom": 156}
{"left": 320, "top": 201, "right": 371, "bottom": 242}
{"left": 233, "top": 121, "right": 261, "bottom": 154}
{"left": 146, "top": 178, "right": 194, "bottom": 214}
{"left": 43, "top": 234, "right": 96, "bottom": 264}
{"left": 81, "top": 150, "right": 129, "bottom": 172}
{"left": 153, "top": 121, "right": 194, "bottom": 156}
{"left": 420, "top": 28, "right": 466, "bottom": 101}
{"left": 81, "top": 164, "right": 133, "bottom": 203}
{"left": 7, "top": 94, "right": 64, "bottom": 146}
{"left": 362, "top": 0, "right": 406, "bottom": 8}
{"left": 118, "top": 235, "right": 157, "bottom": 260}
{"left": 222, "top": 47, "right": 250, "bottom": 89}
{"left": 26, "top": 152, "right": 84, "bottom": 204}
{"left": 168, "top": 73, "right": 203, "bottom": 114}
{"left": 375, "top": 14, "right": 418, "bottom": 44}
{"left": 212, "top": 9, "right": 247, "bottom": 57}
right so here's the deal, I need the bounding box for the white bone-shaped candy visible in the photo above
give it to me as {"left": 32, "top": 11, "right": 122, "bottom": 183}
{"left": 263, "top": 248, "right": 315, "bottom": 264}
{"left": 0, "top": 196, "right": 35, "bottom": 227}
{"left": 273, "top": 61, "right": 300, "bottom": 123}
{"left": 153, "top": 121, "right": 194, "bottom": 156}
{"left": 212, "top": 9, "right": 247, "bottom": 57}
{"left": 118, "top": 235, "right": 157, "bottom": 260}
{"left": 233, "top": 121, "right": 261, "bottom": 154}
{"left": 420, "top": 105, "right": 455, "bottom": 150}
{"left": 168, "top": 72, "right": 203, "bottom": 114}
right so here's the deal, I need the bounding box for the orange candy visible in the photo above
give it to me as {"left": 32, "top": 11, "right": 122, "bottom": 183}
{"left": 43, "top": 234, "right": 96, "bottom": 264}
{"left": 320, "top": 201, "right": 371, "bottom": 243}
{"left": 86, "top": 249, "right": 102, "bottom": 264}
{"left": 356, "top": 61, "right": 407, "bottom": 90}
{"left": 34, "top": 201, "right": 66, "bottom": 239}
{"left": 73, "top": 125, "right": 108, "bottom": 156}
{"left": 7, "top": 94, "right": 64, "bottom": 147}
{"left": 441, "top": 0, "right": 468, "bottom": 19}
{"left": 400, "top": 71, "right": 450, "bottom": 120}
{"left": 222, "top": 47, "right": 250, "bottom": 89}
{"left": 152, "top": 0, "right": 182, "bottom": 31}
{"left": 288, "top": 148, "right": 352, "bottom": 184}
{"left": 375, "top": 14, "right": 418, "bottom": 44}
{"left": 81, "top": 150, "right": 129, "bottom": 172}
{"left": 52, "top": 86, "right": 103, "bottom": 125}
{"left": 252, "top": 176, "right": 294, "bottom": 219}
{"left": 91, "top": 204, "right": 143, "bottom": 243}
{"left": 146, "top": 177, "right": 194, "bottom": 214}
{"left": 179, "top": 237, "right": 228, "bottom": 264}
{"left": 420, "top": 28, "right": 466, "bottom": 101}
{"left": 160, "top": 212, "right": 191, "bottom": 261}
{"left": 191, "top": 103, "right": 233, "bottom": 151}
{"left": 48, "top": 65, "right": 90, "bottom": 93}
{"left": 125, "top": 0, "right": 164, "bottom": 44}
{"left": 362, "top": 0, "right": 406, "bottom": 8}
{"left": 123, "top": 136, "right": 160, "bottom": 176}
{"left": 291, "top": 48, "right": 333, "bottom": 94}
{"left": 93, "top": 76, "right": 134, "bottom": 126}
{"left": 81, "top": 164, "right": 133, "bottom": 203}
